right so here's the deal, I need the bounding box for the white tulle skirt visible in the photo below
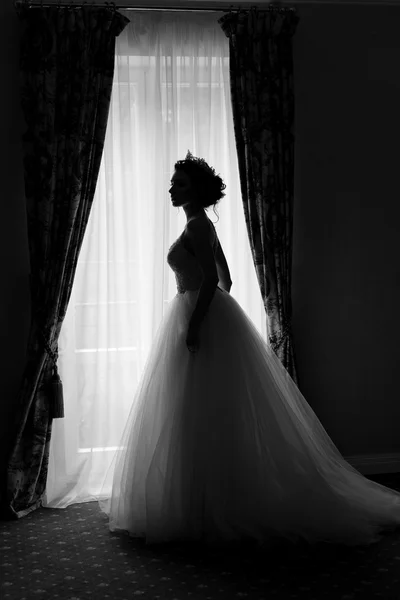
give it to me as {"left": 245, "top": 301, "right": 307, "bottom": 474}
{"left": 98, "top": 287, "right": 400, "bottom": 548}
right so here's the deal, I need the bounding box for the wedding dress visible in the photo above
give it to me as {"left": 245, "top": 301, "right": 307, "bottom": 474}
{"left": 99, "top": 217, "right": 400, "bottom": 548}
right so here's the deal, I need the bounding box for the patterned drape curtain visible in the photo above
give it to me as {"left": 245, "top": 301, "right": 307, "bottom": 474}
{"left": 218, "top": 7, "right": 300, "bottom": 384}
{"left": 1, "top": 5, "right": 129, "bottom": 519}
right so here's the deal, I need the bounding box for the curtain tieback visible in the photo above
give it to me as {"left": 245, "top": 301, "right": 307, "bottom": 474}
{"left": 38, "top": 327, "right": 64, "bottom": 420}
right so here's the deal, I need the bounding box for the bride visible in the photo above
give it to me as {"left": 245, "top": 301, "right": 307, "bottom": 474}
{"left": 99, "top": 151, "right": 400, "bottom": 549}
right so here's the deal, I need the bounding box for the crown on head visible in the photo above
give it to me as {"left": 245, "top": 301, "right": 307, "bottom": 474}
{"left": 184, "top": 150, "right": 217, "bottom": 179}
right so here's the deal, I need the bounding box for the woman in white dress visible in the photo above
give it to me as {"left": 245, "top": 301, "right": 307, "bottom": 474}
{"left": 99, "top": 151, "right": 400, "bottom": 549}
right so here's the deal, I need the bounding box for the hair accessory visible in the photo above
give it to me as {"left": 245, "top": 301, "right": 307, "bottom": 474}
{"left": 184, "top": 150, "right": 217, "bottom": 179}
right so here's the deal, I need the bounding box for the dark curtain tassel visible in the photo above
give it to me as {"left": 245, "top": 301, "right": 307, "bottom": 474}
{"left": 49, "top": 366, "right": 64, "bottom": 419}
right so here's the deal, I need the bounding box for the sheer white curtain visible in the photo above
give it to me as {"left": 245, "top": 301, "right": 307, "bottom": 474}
{"left": 43, "top": 10, "right": 267, "bottom": 509}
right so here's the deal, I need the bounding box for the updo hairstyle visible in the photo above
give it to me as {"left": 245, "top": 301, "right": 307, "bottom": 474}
{"left": 174, "top": 151, "right": 226, "bottom": 221}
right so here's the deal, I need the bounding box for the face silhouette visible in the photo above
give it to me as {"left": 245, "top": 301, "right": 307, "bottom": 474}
{"left": 169, "top": 170, "right": 194, "bottom": 209}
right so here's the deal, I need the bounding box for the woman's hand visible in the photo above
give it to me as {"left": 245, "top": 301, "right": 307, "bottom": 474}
{"left": 186, "top": 322, "right": 200, "bottom": 353}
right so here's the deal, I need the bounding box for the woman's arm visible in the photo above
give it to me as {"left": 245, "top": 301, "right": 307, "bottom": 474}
{"left": 185, "top": 219, "right": 219, "bottom": 328}
{"left": 215, "top": 240, "right": 232, "bottom": 293}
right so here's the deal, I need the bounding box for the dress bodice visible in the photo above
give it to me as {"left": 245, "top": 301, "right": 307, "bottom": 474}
{"left": 167, "top": 219, "right": 219, "bottom": 294}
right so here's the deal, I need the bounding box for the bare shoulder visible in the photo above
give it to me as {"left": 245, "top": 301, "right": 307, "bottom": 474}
{"left": 186, "top": 215, "right": 211, "bottom": 229}
{"left": 185, "top": 216, "right": 215, "bottom": 244}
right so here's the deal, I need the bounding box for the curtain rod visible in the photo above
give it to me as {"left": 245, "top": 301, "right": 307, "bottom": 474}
{"left": 14, "top": 0, "right": 400, "bottom": 8}
{"left": 14, "top": 1, "right": 296, "bottom": 12}
{"left": 16, "top": 0, "right": 400, "bottom": 11}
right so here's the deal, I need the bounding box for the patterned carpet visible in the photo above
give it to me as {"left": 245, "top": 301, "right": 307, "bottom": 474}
{"left": 1, "top": 473, "right": 400, "bottom": 600}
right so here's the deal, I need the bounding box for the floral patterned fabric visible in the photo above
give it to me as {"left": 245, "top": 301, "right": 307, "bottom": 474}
{"left": 1, "top": 5, "right": 129, "bottom": 520}
{"left": 218, "top": 8, "right": 300, "bottom": 384}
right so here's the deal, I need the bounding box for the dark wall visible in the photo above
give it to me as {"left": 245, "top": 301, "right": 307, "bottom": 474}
{"left": 292, "top": 4, "right": 400, "bottom": 457}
